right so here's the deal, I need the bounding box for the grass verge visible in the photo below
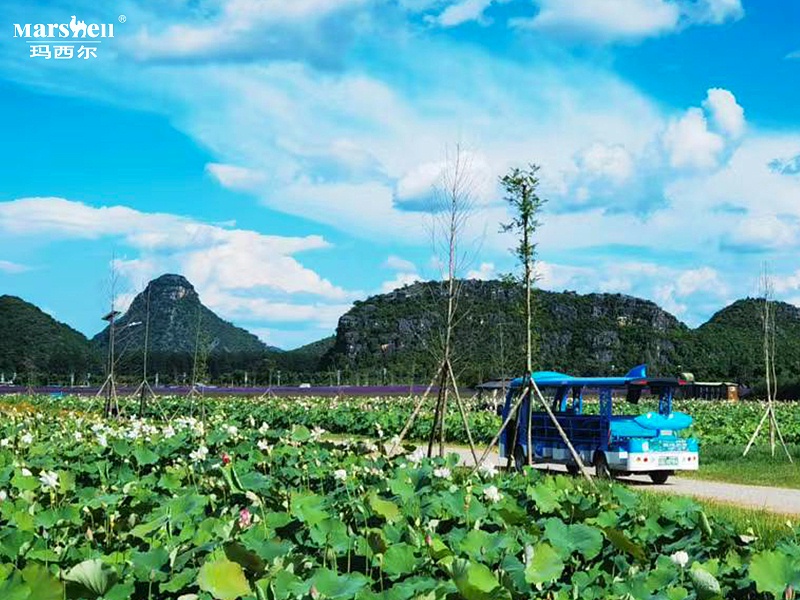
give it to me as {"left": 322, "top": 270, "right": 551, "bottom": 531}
{"left": 679, "top": 443, "right": 800, "bottom": 489}
{"left": 635, "top": 488, "right": 798, "bottom": 549}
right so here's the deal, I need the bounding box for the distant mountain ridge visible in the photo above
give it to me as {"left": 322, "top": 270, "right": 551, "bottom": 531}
{"left": 320, "top": 280, "right": 691, "bottom": 384}
{"left": 4, "top": 274, "right": 800, "bottom": 386}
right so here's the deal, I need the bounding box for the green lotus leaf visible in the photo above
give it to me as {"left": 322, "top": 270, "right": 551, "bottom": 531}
{"left": 451, "top": 558, "right": 508, "bottom": 600}
{"left": 63, "top": 558, "right": 116, "bottom": 596}
{"left": 310, "top": 567, "right": 369, "bottom": 599}
{"left": 197, "top": 555, "right": 252, "bottom": 600}
{"left": 21, "top": 563, "right": 63, "bottom": 600}
{"left": 369, "top": 494, "right": 401, "bottom": 523}
{"left": 291, "top": 492, "right": 329, "bottom": 526}
{"left": 603, "top": 528, "right": 645, "bottom": 562}
{"left": 524, "top": 543, "right": 564, "bottom": 586}
{"left": 383, "top": 543, "right": 419, "bottom": 577}
{"left": 749, "top": 550, "right": 800, "bottom": 598}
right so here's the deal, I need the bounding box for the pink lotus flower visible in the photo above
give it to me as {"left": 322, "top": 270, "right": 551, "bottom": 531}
{"left": 221, "top": 453, "right": 231, "bottom": 466}
{"left": 239, "top": 507, "right": 252, "bottom": 528}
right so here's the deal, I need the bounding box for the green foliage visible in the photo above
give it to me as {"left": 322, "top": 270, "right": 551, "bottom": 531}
{"left": 0, "top": 295, "right": 101, "bottom": 383}
{"left": 0, "top": 394, "right": 799, "bottom": 599}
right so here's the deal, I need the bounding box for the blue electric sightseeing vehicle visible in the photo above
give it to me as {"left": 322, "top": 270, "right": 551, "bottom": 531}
{"left": 498, "top": 365, "right": 699, "bottom": 484}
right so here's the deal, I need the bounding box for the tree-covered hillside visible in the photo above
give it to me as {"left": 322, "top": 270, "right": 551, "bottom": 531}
{"left": 92, "top": 274, "right": 270, "bottom": 383}
{"left": 0, "top": 295, "right": 101, "bottom": 383}
{"left": 321, "top": 280, "right": 693, "bottom": 385}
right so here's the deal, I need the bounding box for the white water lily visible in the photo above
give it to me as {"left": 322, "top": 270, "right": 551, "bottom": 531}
{"left": 483, "top": 485, "right": 502, "bottom": 503}
{"left": 433, "top": 467, "right": 451, "bottom": 480}
{"left": 334, "top": 469, "right": 347, "bottom": 481}
{"left": 39, "top": 470, "right": 59, "bottom": 490}
{"left": 670, "top": 551, "right": 689, "bottom": 568}
{"left": 189, "top": 445, "right": 209, "bottom": 462}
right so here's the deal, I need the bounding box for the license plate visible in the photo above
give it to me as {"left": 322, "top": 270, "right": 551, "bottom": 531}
{"left": 658, "top": 456, "right": 678, "bottom": 466}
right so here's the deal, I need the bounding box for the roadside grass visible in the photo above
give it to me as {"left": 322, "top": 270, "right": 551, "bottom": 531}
{"left": 680, "top": 443, "right": 800, "bottom": 489}
{"left": 635, "top": 488, "right": 798, "bottom": 549}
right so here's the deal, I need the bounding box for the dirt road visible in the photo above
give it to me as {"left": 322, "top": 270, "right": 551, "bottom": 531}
{"left": 424, "top": 444, "right": 800, "bottom": 515}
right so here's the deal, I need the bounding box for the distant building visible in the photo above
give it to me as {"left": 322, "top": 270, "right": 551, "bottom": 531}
{"left": 678, "top": 372, "right": 745, "bottom": 401}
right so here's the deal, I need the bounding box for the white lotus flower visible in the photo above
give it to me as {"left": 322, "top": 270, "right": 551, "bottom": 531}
{"left": 670, "top": 551, "right": 689, "bottom": 568}
{"left": 189, "top": 445, "right": 209, "bottom": 462}
{"left": 163, "top": 425, "right": 176, "bottom": 439}
{"left": 479, "top": 463, "right": 498, "bottom": 478}
{"left": 483, "top": 485, "right": 502, "bottom": 503}
{"left": 97, "top": 434, "right": 108, "bottom": 448}
{"left": 258, "top": 422, "right": 270, "bottom": 434}
{"left": 257, "top": 439, "right": 270, "bottom": 451}
{"left": 39, "top": 470, "right": 59, "bottom": 490}
{"left": 407, "top": 447, "right": 426, "bottom": 465}
{"left": 74, "top": 432, "right": 83, "bottom": 442}
{"left": 225, "top": 425, "right": 238, "bottom": 436}
{"left": 334, "top": 469, "right": 347, "bottom": 481}
{"left": 0, "top": 438, "right": 10, "bottom": 447}
{"left": 21, "top": 468, "right": 32, "bottom": 477}
{"left": 433, "top": 467, "right": 451, "bottom": 480}
{"left": 0, "top": 490, "right": 7, "bottom": 501}
{"left": 21, "top": 433, "right": 33, "bottom": 445}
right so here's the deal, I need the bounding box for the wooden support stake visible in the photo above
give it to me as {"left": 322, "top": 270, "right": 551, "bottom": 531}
{"left": 447, "top": 361, "right": 479, "bottom": 466}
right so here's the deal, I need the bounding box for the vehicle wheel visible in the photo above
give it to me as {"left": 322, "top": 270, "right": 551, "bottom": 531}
{"left": 566, "top": 463, "right": 580, "bottom": 476}
{"left": 649, "top": 471, "right": 670, "bottom": 485}
{"left": 593, "top": 452, "right": 612, "bottom": 480}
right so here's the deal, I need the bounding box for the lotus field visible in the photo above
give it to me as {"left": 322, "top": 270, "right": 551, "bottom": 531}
{"left": 1, "top": 395, "right": 800, "bottom": 599}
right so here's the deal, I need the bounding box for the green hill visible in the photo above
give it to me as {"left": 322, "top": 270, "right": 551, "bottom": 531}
{"left": 92, "top": 274, "right": 270, "bottom": 382}
{"left": 689, "top": 298, "right": 800, "bottom": 385}
{"left": 320, "top": 280, "right": 693, "bottom": 385}
{"left": 0, "top": 295, "right": 100, "bottom": 383}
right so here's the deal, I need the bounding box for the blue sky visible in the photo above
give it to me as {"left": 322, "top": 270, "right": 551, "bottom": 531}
{"left": 2, "top": 0, "right": 800, "bottom": 348}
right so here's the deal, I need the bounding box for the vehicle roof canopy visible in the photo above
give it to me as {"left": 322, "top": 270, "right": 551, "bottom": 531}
{"left": 507, "top": 364, "right": 682, "bottom": 396}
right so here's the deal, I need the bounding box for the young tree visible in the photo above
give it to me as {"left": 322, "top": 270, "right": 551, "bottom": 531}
{"left": 391, "top": 144, "right": 483, "bottom": 462}
{"left": 500, "top": 165, "right": 546, "bottom": 373}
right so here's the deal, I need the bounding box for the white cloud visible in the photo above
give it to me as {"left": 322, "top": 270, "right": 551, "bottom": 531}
{"left": 467, "top": 262, "right": 496, "bottom": 280}
{"left": 663, "top": 107, "right": 725, "bottom": 170}
{"left": 0, "top": 260, "right": 29, "bottom": 274}
{"left": 394, "top": 151, "right": 495, "bottom": 210}
{"left": 773, "top": 270, "right": 800, "bottom": 295}
{"left": 0, "top": 198, "right": 356, "bottom": 335}
{"left": 685, "top": 0, "right": 744, "bottom": 25}
{"left": 727, "top": 215, "right": 799, "bottom": 251}
{"left": 518, "top": 0, "right": 680, "bottom": 40}
{"left": 703, "top": 88, "right": 745, "bottom": 139}
{"left": 380, "top": 272, "right": 421, "bottom": 293}
{"left": 433, "top": 0, "right": 496, "bottom": 27}
{"left": 536, "top": 260, "right": 729, "bottom": 323}
{"left": 125, "top": 0, "right": 368, "bottom": 65}
{"left": 515, "top": 0, "right": 742, "bottom": 42}
{"left": 384, "top": 255, "right": 417, "bottom": 271}
{"left": 205, "top": 163, "right": 267, "bottom": 192}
